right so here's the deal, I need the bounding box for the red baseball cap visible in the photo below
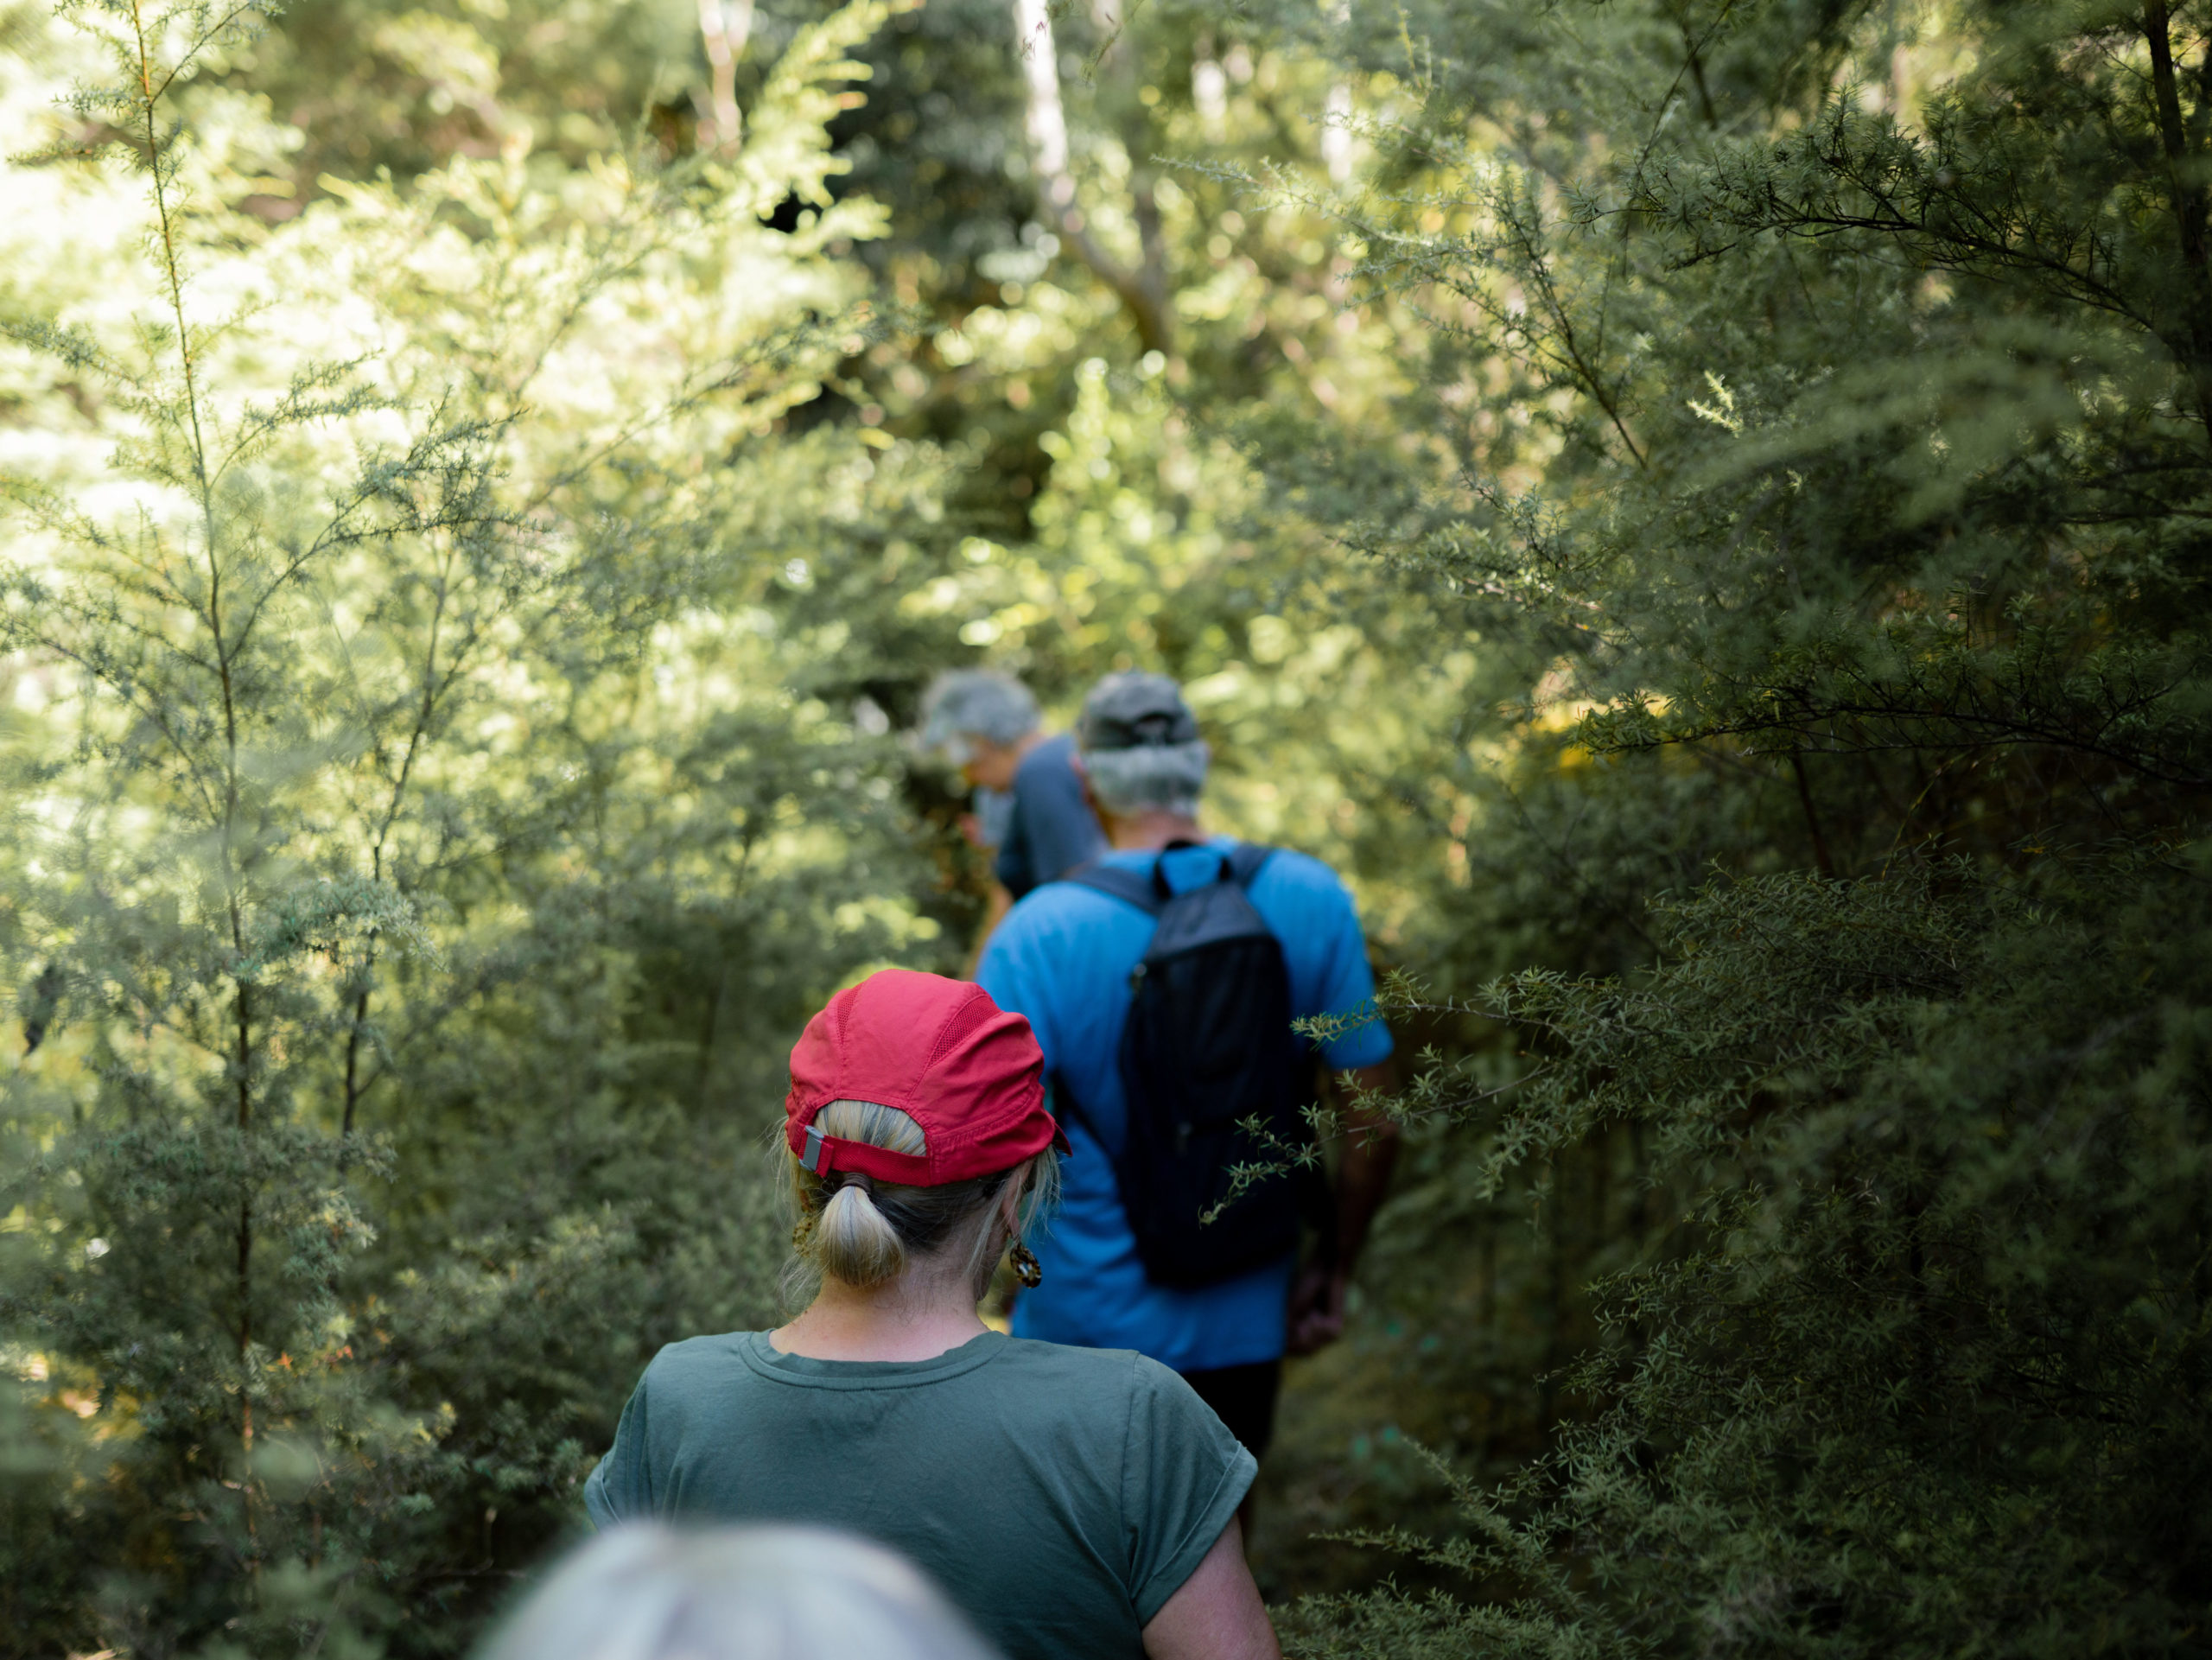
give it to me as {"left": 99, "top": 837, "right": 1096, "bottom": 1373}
{"left": 784, "top": 970, "right": 1066, "bottom": 1186}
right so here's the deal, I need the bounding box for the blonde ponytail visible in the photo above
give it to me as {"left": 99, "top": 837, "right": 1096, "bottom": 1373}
{"left": 813, "top": 1180, "right": 906, "bottom": 1288}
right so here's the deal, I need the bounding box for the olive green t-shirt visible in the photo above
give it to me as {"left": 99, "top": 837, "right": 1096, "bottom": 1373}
{"left": 582, "top": 1330, "right": 1255, "bottom": 1660}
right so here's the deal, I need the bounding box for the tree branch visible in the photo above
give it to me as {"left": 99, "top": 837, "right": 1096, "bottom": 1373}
{"left": 698, "top": 0, "right": 755, "bottom": 154}
{"left": 1010, "top": 0, "right": 1173, "bottom": 353}
{"left": 2144, "top": 0, "right": 2212, "bottom": 436}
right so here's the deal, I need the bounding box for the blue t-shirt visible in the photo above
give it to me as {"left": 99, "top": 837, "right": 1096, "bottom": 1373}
{"left": 995, "top": 734, "right": 1109, "bottom": 899}
{"left": 977, "top": 837, "right": 1393, "bottom": 1372}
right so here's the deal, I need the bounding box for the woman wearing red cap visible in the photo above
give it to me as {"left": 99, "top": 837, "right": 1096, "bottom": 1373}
{"left": 584, "top": 970, "right": 1278, "bottom": 1660}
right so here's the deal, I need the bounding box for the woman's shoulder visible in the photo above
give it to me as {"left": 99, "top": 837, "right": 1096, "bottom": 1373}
{"left": 993, "top": 1338, "right": 1208, "bottom": 1411}
{"left": 997, "top": 1338, "right": 1255, "bottom": 1593}
{"left": 995, "top": 1334, "right": 1141, "bottom": 1375}
{"left": 638, "top": 1331, "right": 759, "bottom": 1390}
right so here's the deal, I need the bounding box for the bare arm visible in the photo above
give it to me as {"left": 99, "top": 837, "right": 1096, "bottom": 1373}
{"left": 1141, "top": 1519, "right": 1281, "bottom": 1660}
{"left": 1287, "top": 1059, "right": 1400, "bottom": 1355}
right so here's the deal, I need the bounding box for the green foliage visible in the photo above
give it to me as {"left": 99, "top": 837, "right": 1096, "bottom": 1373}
{"left": 0, "top": 2, "right": 932, "bottom": 1652}
{"left": 3, "top": 0, "right": 2209, "bottom": 1649}
{"left": 1309, "top": 859, "right": 2212, "bottom": 1655}
{"left": 1233, "top": 0, "right": 2212, "bottom": 1642}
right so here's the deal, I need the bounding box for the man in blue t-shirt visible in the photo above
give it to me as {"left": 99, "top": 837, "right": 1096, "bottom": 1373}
{"left": 920, "top": 671, "right": 1109, "bottom": 957}
{"left": 977, "top": 672, "right": 1398, "bottom": 1471}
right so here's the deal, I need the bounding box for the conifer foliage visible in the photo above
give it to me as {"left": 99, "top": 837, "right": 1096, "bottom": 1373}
{"left": 0, "top": 0, "right": 2208, "bottom": 1650}
{"left": 0, "top": 2, "right": 917, "bottom": 1651}
{"left": 1260, "top": 0, "right": 2212, "bottom": 1648}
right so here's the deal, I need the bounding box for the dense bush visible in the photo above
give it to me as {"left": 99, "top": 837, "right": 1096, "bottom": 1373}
{"left": 0, "top": 3, "right": 925, "bottom": 1650}
{"left": 1257, "top": 0, "right": 2212, "bottom": 1642}
{"left": 1, "top": 0, "right": 2207, "bottom": 1652}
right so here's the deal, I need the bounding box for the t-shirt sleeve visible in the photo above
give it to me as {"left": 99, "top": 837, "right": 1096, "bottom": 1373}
{"left": 1301, "top": 868, "right": 1394, "bottom": 1072}
{"left": 582, "top": 1365, "right": 655, "bottom": 1529}
{"left": 1008, "top": 744, "right": 1106, "bottom": 888}
{"left": 1120, "top": 1354, "right": 1258, "bottom": 1624}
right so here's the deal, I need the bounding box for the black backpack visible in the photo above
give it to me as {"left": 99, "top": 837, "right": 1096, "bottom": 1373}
{"left": 1057, "top": 843, "right": 1315, "bottom": 1288}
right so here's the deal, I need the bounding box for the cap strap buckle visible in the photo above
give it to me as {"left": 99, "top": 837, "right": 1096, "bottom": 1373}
{"left": 801, "top": 1123, "right": 834, "bottom": 1175}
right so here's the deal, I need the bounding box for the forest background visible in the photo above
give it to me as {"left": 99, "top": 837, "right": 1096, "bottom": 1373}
{"left": 1, "top": 0, "right": 2209, "bottom": 1653}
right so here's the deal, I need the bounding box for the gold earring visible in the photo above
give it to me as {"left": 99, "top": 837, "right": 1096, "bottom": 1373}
{"left": 1010, "top": 1241, "right": 1042, "bottom": 1288}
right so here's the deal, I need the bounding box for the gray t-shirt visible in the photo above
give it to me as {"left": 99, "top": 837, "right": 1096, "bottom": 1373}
{"left": 583, "top": 1330, "right": 1255, "bottom": 1660}
{"left": 995, "top": 733, "right": 1109, "bottom": 899}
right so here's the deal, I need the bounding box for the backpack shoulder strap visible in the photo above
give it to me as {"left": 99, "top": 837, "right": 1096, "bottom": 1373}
{"left": 1226, "top": 843, "right": 1274, "bottom": 887}
{"left": 1046, "top": 1071, "right": 1100, "bottom": 1148}
{"left": 1061, "top": 861, "right": 1166, "bottom": 916}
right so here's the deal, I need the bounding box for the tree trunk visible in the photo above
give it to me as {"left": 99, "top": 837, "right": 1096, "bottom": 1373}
{"left": 1009, "top": 0, "right": 1173, "bottom": 353}
{"left": 699, "top": 0, "right": 756, "bottom": 153}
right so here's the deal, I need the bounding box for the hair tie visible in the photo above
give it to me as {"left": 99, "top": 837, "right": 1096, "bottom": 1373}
{"left": 829, "top": 1170, "right": 874, "bottom": 1201}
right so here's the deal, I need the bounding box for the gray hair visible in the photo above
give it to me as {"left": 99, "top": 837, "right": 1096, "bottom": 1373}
{"left": 918, "top": 671, "right": 1039, "bottom": 756}
{"left": 480, "top": 1523, "right": 1000, "bottom": 1660}
{"left": 1079, "top": 740, "right": 1211, "bottom": 817}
